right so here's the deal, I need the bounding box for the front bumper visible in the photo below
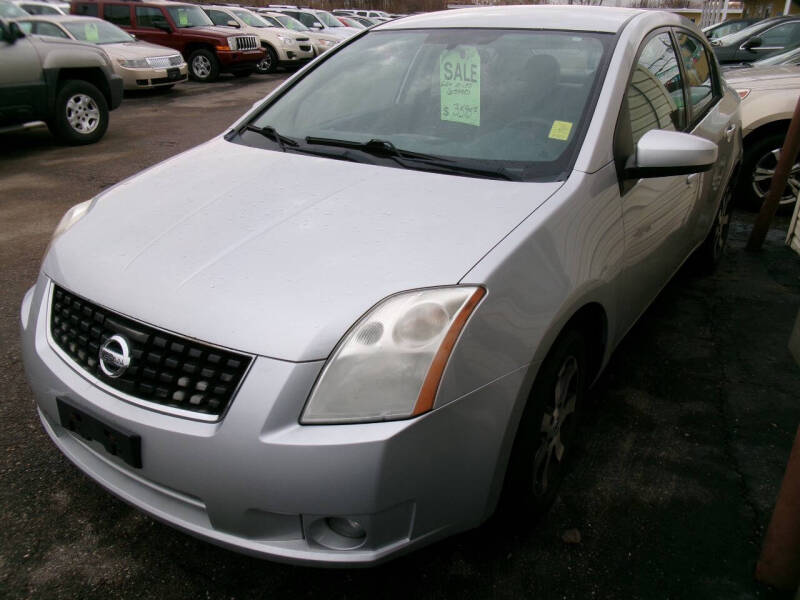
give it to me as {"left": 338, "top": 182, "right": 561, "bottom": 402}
{"left": 21, "top": 276, "right": 526, "bottom": 566}
{"left": 115, "top": 63, "right": 189, "bottom": 90}
{"left": 217, "top": 49, "right": 265, "bottom": 72}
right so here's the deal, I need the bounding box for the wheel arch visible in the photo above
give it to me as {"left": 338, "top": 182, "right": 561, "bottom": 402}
{"left": 184, "top": 43, "right": 216, "bottom": 59}
{"left": 50, "top": 68, "right": 112, "bottom": 110}
{"left": 480, "top": 299, "right": 609, "bottom": 521}
{"left": 743, "top": 119, "right": 791, "bottom": 149}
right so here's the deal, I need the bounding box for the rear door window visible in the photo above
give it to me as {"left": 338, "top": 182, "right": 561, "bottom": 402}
{"left": 758, "top": 21, "right": 800, "bottom": 48}
{"left": 205, "top": 9, "right": 231, "bottom": 27}
{"left": 135, "top": 6, "right": 166, "bottom": 28}
{"left": 103, "top": 4, "right": 131, "bottom": 26}
{"left": 675, "top": 31, "right": 718, "bottom": 125}
{"left": 73, "top": 3, "right": 98, "bottom": 16}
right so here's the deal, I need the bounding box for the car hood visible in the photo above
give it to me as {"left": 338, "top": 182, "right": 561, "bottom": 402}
{"left": 724, "top": 64, "right": 800, "bottom": 89}
{"left": 45, "top": 138, "right": 561, "bottom": 361}
{"left": 101, "top": 41, "right": 183, "bottom": 60}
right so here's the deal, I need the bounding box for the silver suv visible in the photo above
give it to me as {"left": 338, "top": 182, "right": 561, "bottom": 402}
{"left": 0, "top": 16, "right": 123, "bottom": 144}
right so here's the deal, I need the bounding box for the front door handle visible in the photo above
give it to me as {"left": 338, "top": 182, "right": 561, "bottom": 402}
{"left": 686, "top": 172, "right": 701, "bottom": 185}
{"left": 726, "top": 124, "right": 737, "bottom": 142}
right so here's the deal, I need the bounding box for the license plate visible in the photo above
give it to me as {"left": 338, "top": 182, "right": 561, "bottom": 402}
{"left": 167, "top": 67, "right": 179, "bottom": 80}
{"left": 57, "top": 398, "right": 142, "bottom": 468}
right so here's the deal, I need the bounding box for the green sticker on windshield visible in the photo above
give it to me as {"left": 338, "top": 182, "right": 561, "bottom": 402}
{"left": 178, "top": 10, "right": 189, "bottom": 26}
{"left": 440, "top": 46, "right": 480, "bottom": 127}
{"left": 85, "top": 22, "right": 99, "bottom": 42}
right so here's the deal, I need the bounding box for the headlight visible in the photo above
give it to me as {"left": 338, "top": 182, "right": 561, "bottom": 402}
{"left": 118, "top": 58, "right": 150, "bottom": 68}
{"left": 277, "top": 34, "right": 295, "bottom": 46}
{"left": 47, "top": 200, "right": 92, "bottom": 255}
{"left": 737, "top": 88, "right": 751, "bottom": 100}
{"left": 318, "top": 38, "right": 336, "bottom": 47}
{"left": 227, "top": 36, "right": 238, "bottom": 50}
{"left": 301, "top": 286, "right": 485, "bottom": 424}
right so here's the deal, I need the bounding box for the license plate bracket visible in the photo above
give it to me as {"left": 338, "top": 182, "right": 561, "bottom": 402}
{"left": 57, "top": 397, "right": 142, "bottom": 468}
{"left": 167, "top": 67, "right": 179, "bottom": 80}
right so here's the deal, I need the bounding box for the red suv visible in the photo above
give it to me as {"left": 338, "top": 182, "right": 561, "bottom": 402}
{"left": 71, "top": 0, "right": 265, "bottom": 82}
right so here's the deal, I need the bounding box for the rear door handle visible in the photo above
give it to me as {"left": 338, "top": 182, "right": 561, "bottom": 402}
{"left": 726, "top": 124, "right": 737, "bottom": 142}
{"left": 686, "top": 173, "right": 701, "bottom": 185}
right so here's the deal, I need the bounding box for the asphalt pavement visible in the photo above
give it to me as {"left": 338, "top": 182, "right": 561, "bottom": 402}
{"left": 1, "top": 75, "right": 799, "bottom": 600}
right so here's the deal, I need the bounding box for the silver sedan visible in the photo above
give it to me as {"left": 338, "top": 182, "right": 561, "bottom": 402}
{"left": 21, "top": 5, "right": 741, "bottom": 566}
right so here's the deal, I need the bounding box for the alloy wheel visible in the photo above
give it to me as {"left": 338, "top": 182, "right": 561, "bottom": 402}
{"left": 532, "top": 355, "right": 579, "bottom": 497}
{"left": 751, "top": 148, "right": 800, "bottom": 206}
{"left": 192, "top": 55, "right": 212, "bottom": 79}
{"left": 65, "top": 94, "right": 100, "bottom": 135}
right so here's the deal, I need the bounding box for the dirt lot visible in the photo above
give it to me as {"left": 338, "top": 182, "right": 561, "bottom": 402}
{"left": 1, "top": 75, "right": 799, "bottom": 600}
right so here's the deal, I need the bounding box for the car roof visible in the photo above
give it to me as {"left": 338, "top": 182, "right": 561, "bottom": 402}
{"left": 17, "top": 13, "right": 96, "bottom": 21}
{"left": 378, "top": 5, "right": 644, "bottom": 33}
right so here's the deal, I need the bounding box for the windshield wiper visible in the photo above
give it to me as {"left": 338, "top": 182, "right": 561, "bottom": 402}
{"left": 305, "top": 136, "right": 513, "bottom": 180}
{"left": 305, "top": 136, "right": 445, "bottom": 161}
{"left": 244, "top": 124, "right": 299, "bottom": 152}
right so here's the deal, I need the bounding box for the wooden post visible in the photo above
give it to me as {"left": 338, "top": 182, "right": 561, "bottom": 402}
{"left": 756, "top": 426, "right": 800, "bottom": 590}
{"left": 747, "top": 95, "right": 800, "bottom": 251}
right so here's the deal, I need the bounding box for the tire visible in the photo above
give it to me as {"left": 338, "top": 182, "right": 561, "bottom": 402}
{"left": 48, "top": 80, "right": 109, "bottom": 145}
{"left": 739, "top": 131, "right": 800, "bottom": 212}
{"left": 502, "top": 329, "right": 587, "bottom": 519}
{"left": 694, "top": 177, "right": 734, "bottom": 274}
{"left": 256, "top": 46, "right": 278, "bottom": 74}
{"left": 188, "top": 49, "right": 220, "bottom": 83}
{"left": 233, "top": 70, "right": 253, "bottom": 78}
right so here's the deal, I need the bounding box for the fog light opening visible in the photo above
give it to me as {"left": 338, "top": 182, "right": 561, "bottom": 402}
{"left": 308, "top": 517, "right": 368, "bottom": 550}
{"left": 326, "top": 517, "right": 365, "bottom": 540}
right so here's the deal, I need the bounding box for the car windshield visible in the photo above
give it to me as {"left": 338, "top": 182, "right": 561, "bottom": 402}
{"left": 315, "top": 10, "right": 342, "bottom": 28}
{"left": 0, "top": 1, "right": 28, "bottom": 18}
{"left": 236, "top": 29, "right": 612, "bottom": 182}
{"left": 273, "top": 14, "right": 307, "bottom": 31}
{"left": 63, "top": 19, "right": 133, "bottom": 43}
{"left": 167, "top": 5, "right": 212, "bottom": 28}
{"left": 752, "top": 43, "right": 800, "bottom": 66}
{"left": 232, "top": 9, "right": 267, "bottom": 28}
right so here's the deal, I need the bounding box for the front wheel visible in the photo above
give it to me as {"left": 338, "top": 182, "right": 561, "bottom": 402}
{"left": 256, "top": 46, "right": 278, "bottom": 74}
{"left": 503, "top": 329, "right": 587, "bottom": 518}
{"left": 48, "top": 80, "right": 109, "bottom": 145}
{"left": 188, "top": 49, "right": 220, "bottom": 82}
{"left": 739, "top": 132, "right": 800, "bottom": 211}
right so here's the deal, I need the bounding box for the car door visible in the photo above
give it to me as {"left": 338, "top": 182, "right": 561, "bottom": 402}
{"left": 0, "top": 27, "right": 44, "bottom": 124}
{"left": 740, "top": 20, "right": 800, "bottom": 60}
{"left": 613, "top": 30, "right": 702, "bottom": 333}
{"left": 128, "top": 5, "right": 171, "bottom": 47}
{"left": 673, "top": 28, "right": 736, "bottom": 245}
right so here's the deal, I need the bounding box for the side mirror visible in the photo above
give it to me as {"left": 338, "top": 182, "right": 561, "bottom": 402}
{"left": 742, "top": 36, "right": 763, "bottom": 50}
{"left": 226, "top": 19, "right": 240, "bottom": 28}
{"left": 1, "top": 21, "right": 25, "bottom": 44}
{"left": 625, "top": 130, "right": 718, "bottom": 179}
{"left": 311, "top": 22, "right": 323, "bottom": 29}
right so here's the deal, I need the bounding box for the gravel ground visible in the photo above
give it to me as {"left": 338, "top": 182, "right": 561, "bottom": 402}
{"left": 1, "top": 75, "right": 799, "bottom": 600}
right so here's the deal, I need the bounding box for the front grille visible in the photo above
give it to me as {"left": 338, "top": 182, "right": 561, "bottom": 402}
{"left": 50, "top": 285, "right": 251, "bottom": 418}
{"left": 232, "top": 35, "right": 258, "bottom": 51}
{"left": 296, "top": 37, "right": 309, "bottom": 42}
{"left": 146, "top": 55, "right": 184, "bottom": 68}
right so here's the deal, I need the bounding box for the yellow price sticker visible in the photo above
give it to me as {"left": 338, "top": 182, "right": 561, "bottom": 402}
{"left": 548, "top": 120, "right": 573, "bottom": 141}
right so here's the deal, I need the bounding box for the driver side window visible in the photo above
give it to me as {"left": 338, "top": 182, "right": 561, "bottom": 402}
{"left": 615, "top": 32, "right": 686, "bottom": 188}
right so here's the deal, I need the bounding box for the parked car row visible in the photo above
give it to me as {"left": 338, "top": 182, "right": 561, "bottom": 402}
{"left": 0, "top": 0, "right": 363, "bottom": 144}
